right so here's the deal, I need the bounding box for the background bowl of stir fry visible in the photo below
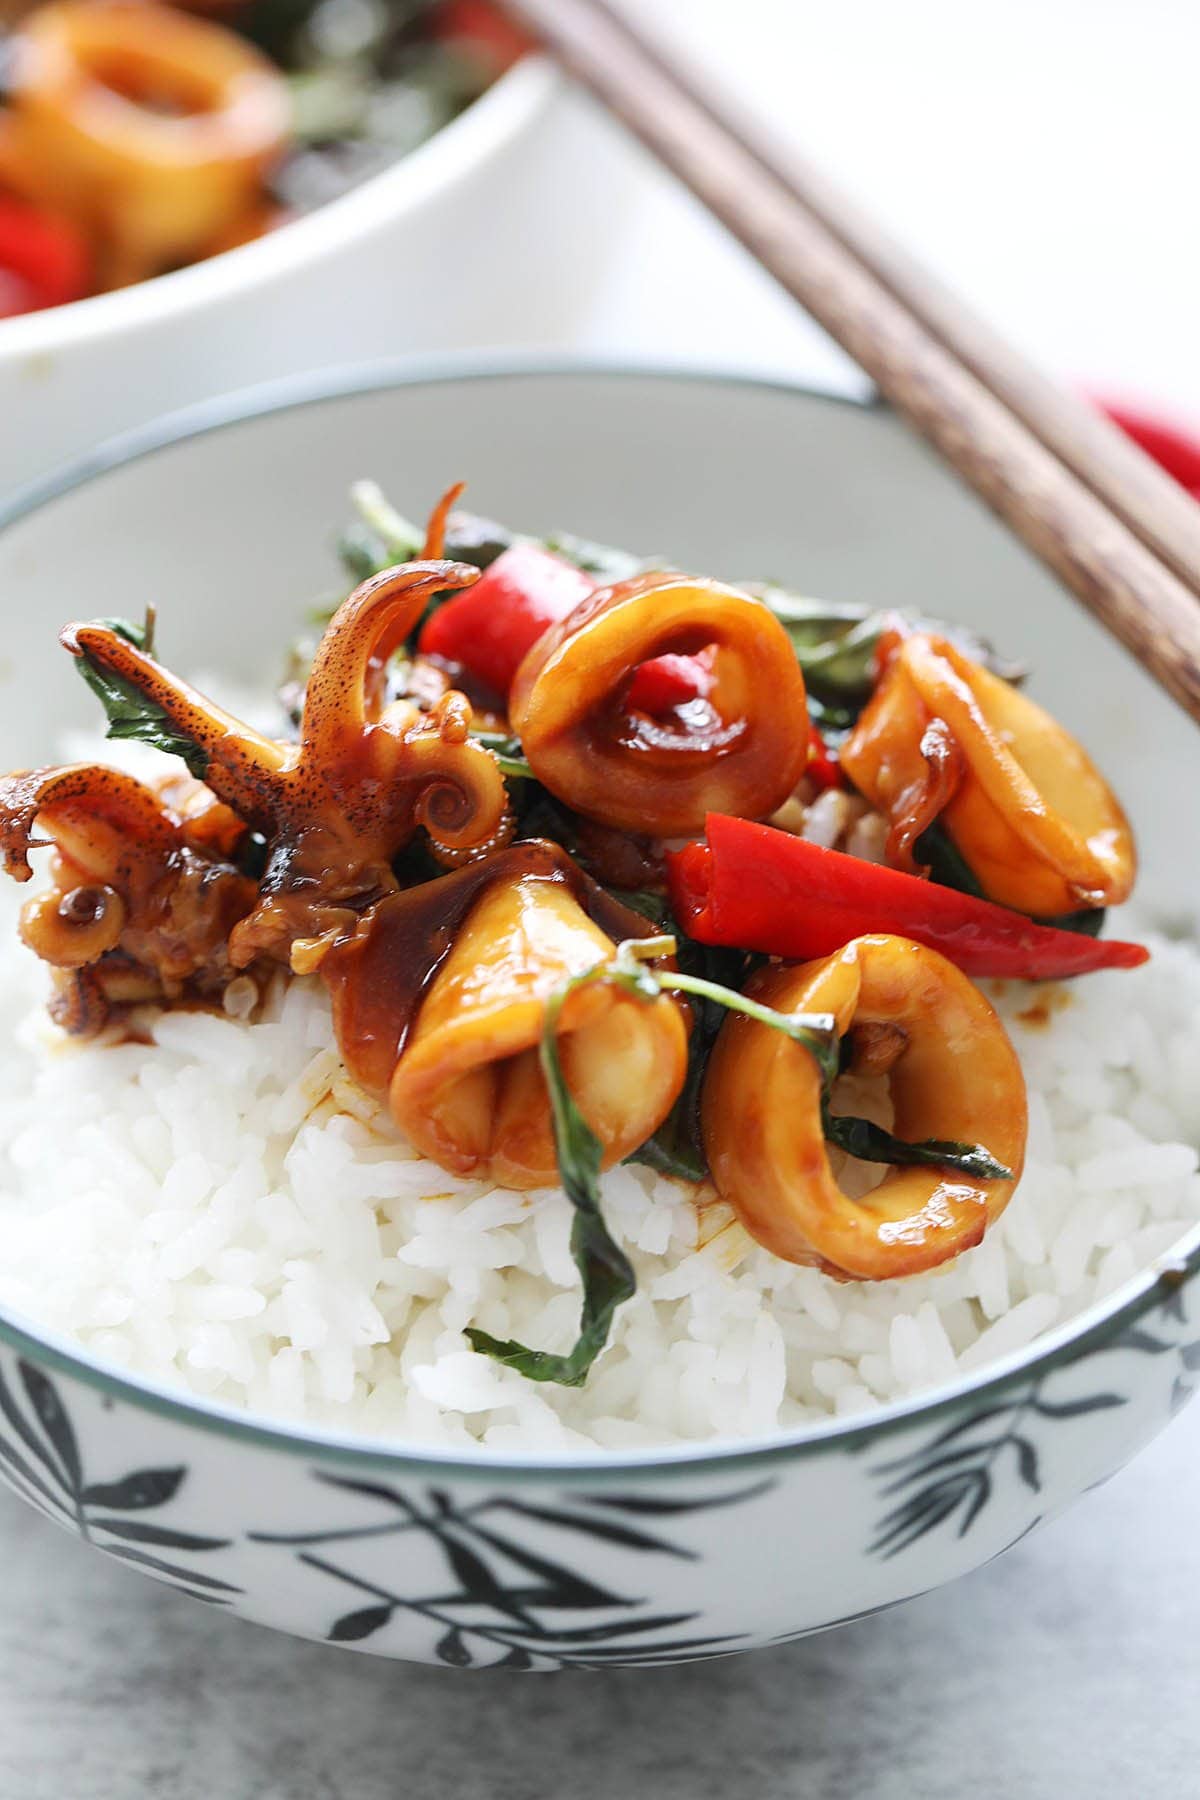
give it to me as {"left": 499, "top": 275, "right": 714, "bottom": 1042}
{"left": 0, "top": 360, "right": 1195, "bottom": 1669}
{"left": 0, "top": 3, "right": 619, "bottom": 496}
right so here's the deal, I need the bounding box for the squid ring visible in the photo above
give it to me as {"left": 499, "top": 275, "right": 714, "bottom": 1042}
{"left": 509, "top": 573, "right": 810, "bottom": 837}
{"left": 841, "top": 633, "right": 1135, "bottom": 915}
{"left": 702, "top": 934, "right": 1027, "bottom": 1281}
{"left": 8, "top": 0, "right": 289, "bottom": 286}
{"left": 389, "top": 868, "right": 689, "bottom": 1190}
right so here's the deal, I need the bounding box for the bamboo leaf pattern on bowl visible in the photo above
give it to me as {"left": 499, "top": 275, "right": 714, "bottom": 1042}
{"left": 251, "top": 1474, "right": 774, "bottom": 1668}
{"left": 1112, "top": 1286, "right": 1200, "bottom": 1414}
{"left": 868, "top": 1380, "right": 1124, "bottom": 1559}
{"left": 0, "top": 1357, "right": 242, "bottom": 1604}
{"left": 868, "top": 1284, "right": 1200, "bottom": 1561}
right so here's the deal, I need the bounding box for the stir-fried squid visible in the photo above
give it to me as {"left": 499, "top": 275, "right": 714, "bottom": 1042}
{"left": 841, "top": 628, "right": 1136, "bottom": 915}
{"left": 1, "top": 0, "right": 290, "bottom": 289}
{"left": 65, "top": 563, "right": 508, "bottom": 969}
{"left": 0, "top": 761, "right": 255, "bottom": 1031}
{"left": 702, "top": 936, "right": 1026, "bottom": 1281}
{"left": 510, "top": 572, "right": 811, "bottom": 835}
{"left": 388, "top": 865, "right": 688, "bottom": 1188}
{"left": 0, "top": 1, "right": 510, "bottom": 311}
{"left": 0, "top": 482, "right": 1149, "bottom": 1386}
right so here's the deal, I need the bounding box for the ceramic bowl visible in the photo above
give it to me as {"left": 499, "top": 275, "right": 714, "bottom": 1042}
{"left": 0, "top": 362, "right": 1195, "bottom": 1669}
{"left": 0, "top": 61, "right": 630, "bottom": 500}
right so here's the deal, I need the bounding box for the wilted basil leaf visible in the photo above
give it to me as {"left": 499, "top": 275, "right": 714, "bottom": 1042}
{"left": 465, "top": 971, "right": 636, "bottom": 1387}
{"left": 824, "top": 1111, "right": 1011, "bottom": 1181}
{"left": 915, "top": 823, "right": 987, "bottom": 898}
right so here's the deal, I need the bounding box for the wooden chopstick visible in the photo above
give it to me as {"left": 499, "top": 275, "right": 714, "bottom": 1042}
{"left": 502, "top": 0, "right": 1200, "bottom": 725}
{"left": 576, "top": 1, "right": 1200, "bottom": 600}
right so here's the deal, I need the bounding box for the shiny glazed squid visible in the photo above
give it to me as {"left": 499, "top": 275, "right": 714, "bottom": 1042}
{"left": 0, "top": 481, "right": 1149, "bottom": 1384}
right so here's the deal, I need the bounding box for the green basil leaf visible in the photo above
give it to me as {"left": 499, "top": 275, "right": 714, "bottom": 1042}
{"left": 447, "top": 512, "right": 518, "bottom": 571}
{"left": 1034, "top": 906, "right": 1107, "bottom": 939}
{"left": 540, "top": 531, "right": 645, "bottom": 582}
{"left": 336, "top": 524, "right": 390, "bottom": 587}
{"left": 467, "top": 730, "right": 535, "bottom": 782}
{"left": 626, "top": 934, "right": 753, "bottom": 1185}
{"left": 467, "top": 941, "right": 846, "bottom": 1387}
{"left": 915, "top": 823, "right": 987, "bottom": 898}
{"left": 336, "top": 486, "right": 519, "bottom": 653}
{"left": 749, "top": 585, "right": 1025, "bottom": 716}
{"left": 745, "top": 590, "right": 880, "bottom": 700}
{"left": 604, "top": 888, "right": 675, "bottom": 930}
{"left": 823, "top": 1111, "right": 1011, "bottom": 1181}
{"left": 790, "top": 614, "right": 887, "bottom": 699}
{"left": 465, "top": 970, "right": 636, "bottom": 1387}
{"left": 629, "top": 1130, "right": 708, "bottom": 1185}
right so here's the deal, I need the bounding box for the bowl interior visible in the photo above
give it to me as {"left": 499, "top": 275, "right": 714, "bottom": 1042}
{"left": 0, "top": 362, "right": 1195, "bottom": 1473}
{"left": 1, "top": 364, "right": 1192, "bottom": 922}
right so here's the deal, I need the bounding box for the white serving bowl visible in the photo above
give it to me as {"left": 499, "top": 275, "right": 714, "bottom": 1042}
{"left": 0, "top": 59, "right": 624, "bottom": 499}
{"left": 0, "top": 361, "right": 1195, "bottom": 1669}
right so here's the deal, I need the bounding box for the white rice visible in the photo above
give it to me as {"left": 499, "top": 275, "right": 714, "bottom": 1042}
{"left": 1, "top": 749, "right": 1198, "bottom": 1452}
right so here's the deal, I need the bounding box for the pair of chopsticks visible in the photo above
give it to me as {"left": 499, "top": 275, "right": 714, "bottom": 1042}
{"left": 501, "top": 0, "right": 1200, "bottom": 726}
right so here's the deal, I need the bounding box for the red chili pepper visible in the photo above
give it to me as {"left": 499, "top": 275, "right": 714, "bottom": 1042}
{"left": 421, "top": 545, "right": 720, "bottom": 711}
{"left": 430, "top": 0, "right": 536, "bottom": 68}
{"left": 626, "top": 647, "right": 715, "bottom": 713}
{"left": 1097, "top": 399, "right": 1200, "bottom": 500}
{"left": 806, "top": 722, "right": 841, "bottom": 791}
{"left": 418, "top": 543, "right": 596, "bottom": 699}
{"left": 667, "top": 813, "right": 1149, "bottom": 980}
{"left": 0, "top": 197, "right": 91, "bottom": 319}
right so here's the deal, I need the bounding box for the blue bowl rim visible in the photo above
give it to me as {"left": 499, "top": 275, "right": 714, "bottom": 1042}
{"left": 0, "top": 350, "right": 1195, "bottom": 1484}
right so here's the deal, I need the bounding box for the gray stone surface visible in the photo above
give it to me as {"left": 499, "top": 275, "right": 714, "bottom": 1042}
{"left": 1, "top": 1404, "right": 1197, "bottom": 1800}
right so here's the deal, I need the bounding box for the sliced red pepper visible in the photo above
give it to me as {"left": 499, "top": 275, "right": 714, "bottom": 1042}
{"left": 0, "top": 197, "right": 91, "bottom": 318}
{"left": 421, "top": 545, "right": 719, "bottom": 713}
{"left": 667, "top": 813, "right": 1149, "bottom": 980}
{"left": 418, "top": 543, "right": 596, "bottom": 700}
{"left": 626, "top": 647, "right": 715, "bottom": 714}
{"left": 806, "top": 722, "right": 841, "bottom": 791}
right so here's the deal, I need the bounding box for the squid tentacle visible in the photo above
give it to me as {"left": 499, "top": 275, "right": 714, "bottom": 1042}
{"left": 302, "top": 560, "right": 479, "bottom": 751}
{"left": 419, "top": 481, "right": 466, "bottom": 561}
{"left": 57, "top": 554, "right": 509, "bottom": 971}
{"left": 0, "top": 764, "right": 179, "bottom": 885}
